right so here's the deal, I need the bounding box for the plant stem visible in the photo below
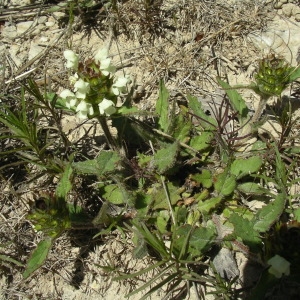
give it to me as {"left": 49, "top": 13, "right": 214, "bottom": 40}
{"left": 251, "top": 97, "right": 268, "bottom": 123}
{"left": 97, "top": 116, "right": 118, "bottom": 151}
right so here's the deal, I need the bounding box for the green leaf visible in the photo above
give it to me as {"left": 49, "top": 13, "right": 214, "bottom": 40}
{"left": 23, "top": 238, "right": 52, "bottom": 279}
{"left": 56, "top": 161, "right": 73, "bottom": 200}
{"left": 172, "top": 224, "right": 216, "bottom": 259}
{"left": 73, "top": 151, "right": 121, "bottom": 176}
{"left": 214, "top": 169, "right": 236, "bottom": 196}
{"left": 217, "top": 78, "right": 249, "bottom": 123}
{"left": 99, "top": 183, "right": 130, "bottom": 205}
{"left": 294, "top": 208, "right": 300, "bottom": 222}
{"left": 253, "top": 194, "right": 286, "bottom": 232}
{"left": 228, "top": 213, "right": 261, "bottom": 252}
{"left": 198, "top": 196, "right": 223, "bottom": 214}
{"left": 189, "top": 132, "right": 213, "bottom": 152}
{"left": 154, "top": 142, "right": 178, "bottom": 174}
{"left": 187, "top": 94, "right": 217, "bottom": 129}
{"left": 0, "top": 254, "right": 24, "bottom": 267}
{"left": 230, "top": 156, "right": 262, "bottom": 179}
{"left": 156, "top": 80, "right": 170, "bottom": 132}
{"left": 151, "top": 182, "right": 182, "bottom": 210}
{"left": 156, "top": 210, "right": 169, "bottom": 234}
{"left": 287, "top": 66, "right": 300, "bottom": 83}
{"left": 172, "top": 112, "right": 192, "bottom": 143}
{"left": 237, "top": 182, "right": 270, "bottom": 195}
{"left": 191, "top": 169, "right": 212, "bottom": 188}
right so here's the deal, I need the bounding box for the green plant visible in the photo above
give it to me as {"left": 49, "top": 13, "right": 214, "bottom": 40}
{"left": 2, "top": 46, "right": 299, "bottom": 299}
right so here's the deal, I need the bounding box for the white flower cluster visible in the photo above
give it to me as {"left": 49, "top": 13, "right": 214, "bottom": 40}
{"left": 59, "top": 49, "right": 130, "bottom": 119}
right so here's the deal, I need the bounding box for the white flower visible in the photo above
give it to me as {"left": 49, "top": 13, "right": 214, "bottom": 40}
{"left": 74, "top": 79, "right": 90, "bottom": 99}
{"left": 111, "top": 76, "right": 130, "bottom": 95}
{"left": 267, "top": 255, "right": 290, "bottom": 278}
{"left": 76, "top": 100, "right": 94, "bottom": 119}
{"left": 63, "top": 50, "right": 79, "bottom": 70}
{"left": 59, "top": 89, "right": 78, "bottom": 109}
{"left": 98, "top": 98, "right": 116, "bottom": 116}
{"left": 69, "top": 73, "right": 79, "bottom": 85}
{"left": 94, "top": 48, "right": 116, "bottom": 76}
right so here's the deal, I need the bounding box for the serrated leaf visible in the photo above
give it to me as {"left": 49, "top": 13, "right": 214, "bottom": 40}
{"left": 173, "top": 225, "right": 216, "bottom": 259}
{"left": 214, "top": 170, "right": 236, "bottom": 196}
{"left": 198, "top": 196, "right": 223, "bottom": 214}
{"left": 73, "top": 151, "right": 120, "bottom": 175}
{"left": 191, "top": 170, "right": 212, "bottom": 188}
{"left": 253, "top": 194, "right": 286, "bottom": 232}
{"left": 99, "top": 183, "right": 130, "bottom": 205}
{"left": 228, "top": 213, "right": 261, "bottom": 252}
{"left": 217, "top": 78, "right": 249, "bottom": 123}
{"left": 56, "top": 161, "right": 73, "bottom": 200}
{"left": 23, "top": 238, "right": 52, "bottom": 279}
{"left": 154, "top": 142, "right": 178, "bottom": 174}
{"left": 189, "top": 132, "right": 213, "bottom": 152}
{"left": 230, "top": 156, "right": 262, "bottom": 179}
{"left": 156, "top": 80, "right": 170, "bottom": 132}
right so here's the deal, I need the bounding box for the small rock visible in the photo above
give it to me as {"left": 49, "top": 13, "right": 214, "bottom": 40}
{"left": 274, "top": 0, "right": 288, "bottom": 9}
{"left": 16, "top": 21, "right": 34, "bottom": 35}
{"left": 28, "top": 42, "right": 44, "bottom": 60}
{"left": 2, "top": 24, "right": 18, "bottom": 39}
{"left": 38, "top": 16, "right": 48, "bottom": 24}
{"left": 213, "top": 248, "right": 240, "bottom": 279}
{"left": 39, "top": 36, "right": 49, "bottom": 43}
{"left": 282, "top": 3, "right": 294, "bottom": 17}
{"left": 45, "top": 21, "right": 55, "bottom": 27}
{"left": 295, "top": 13, "right": 300, "bottom": 22}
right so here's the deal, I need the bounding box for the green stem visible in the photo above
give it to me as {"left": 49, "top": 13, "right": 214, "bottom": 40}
{"left": 251, "top": 97, "right": 269, "bottom": 123}
{"left": 97, "top": 116, "right": 118, "bottom": 151}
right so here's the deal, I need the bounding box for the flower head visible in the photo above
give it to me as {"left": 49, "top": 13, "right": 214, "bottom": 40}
{"left": 63, "top": 50, "right": 79, "bottom": 70}
{"left": 94, "top": 48, "right": 116, "bottom": 76}
{"left": 111, "top": 75, "right": 130, "bottom": 95}
{"left": 59, "top": 89, "right": 78, "bottom": 109}
{"left": 74, "top": 78, "right": 90, "bottom": 99}
{"left": 98, "top": 98, "right": 116, "bottom": 116}
{"left": 76, "top": 100, "right": 94, "bottom": 120}
{"left": 267, "top": 255, "right": 290, "bottom": 278}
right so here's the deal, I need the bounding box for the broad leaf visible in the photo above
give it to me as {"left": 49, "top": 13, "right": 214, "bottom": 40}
{"left": 214, "top": 169, "right": 236, "bottom": 196}
{"left": 230, "top": 156, "right": 262, "bottom": 179}
{"left": 253, "top": 194, "right": 286, "bottom": 232}
{"left": 191, "top": 169, "right": 212, "bottom": 188}
{"left": 73, "top": 151, "right": 121, "bottom": 176}
{"left": 23, "top": 238, "right": 52, "bottom": 279}
{"left": 154, "top": 142, "right": 179, "bottom": 174}
{"left": 189, "top": 132, "right": 213, "bottom": 152}
{"left": 56, "top": 160, "right": 73, "bottom": 200}
{"left": 228, "top": 213, "right": 262, "bottom": 252}
{"left": 198, "top": 196, "right": 223, "bottom": 214}
{"left": 237, "top": 182, "right": 270, "bottom": 195}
